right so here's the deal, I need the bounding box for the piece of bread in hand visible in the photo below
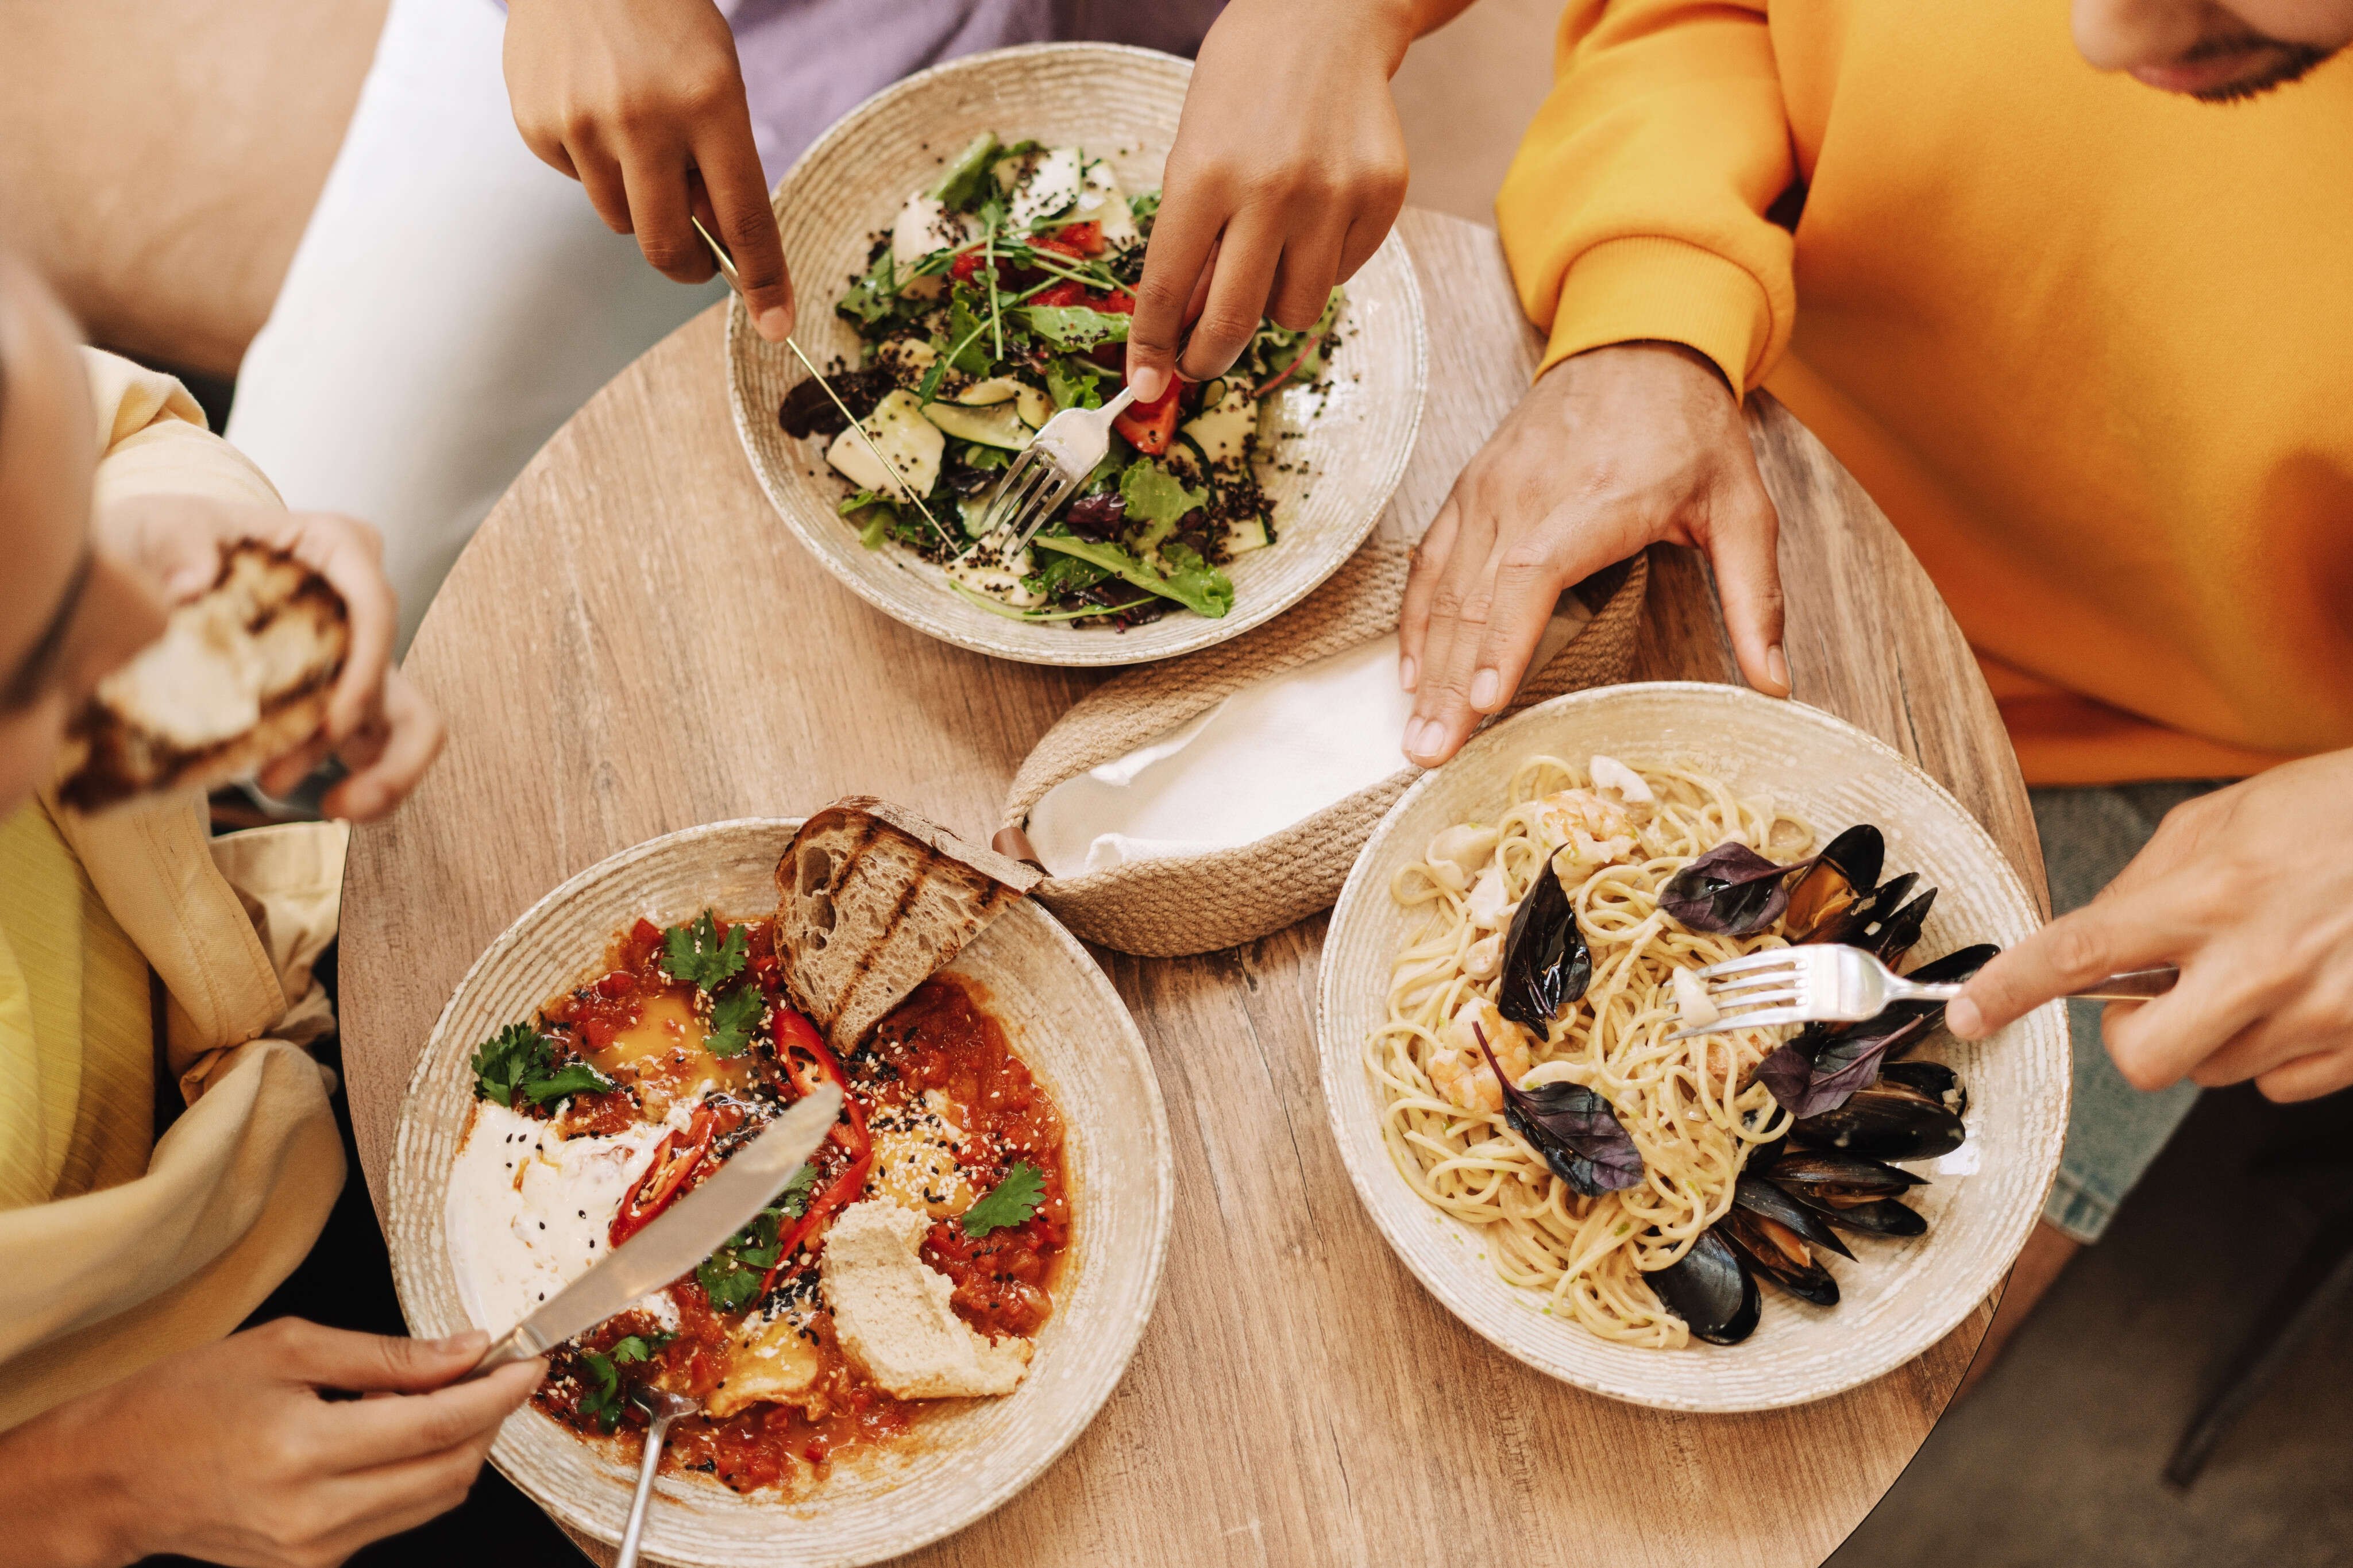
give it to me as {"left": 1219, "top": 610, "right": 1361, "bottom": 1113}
{"left": 56, "top": 541, "right": 348, "bottom": 812}
{"left": 775, "top": 797, "right": 1044, "bottom": 1052}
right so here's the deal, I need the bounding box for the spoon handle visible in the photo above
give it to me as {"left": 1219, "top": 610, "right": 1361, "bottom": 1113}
{"left": 614, "top": 1416, "right": 673, "bottom": 1568}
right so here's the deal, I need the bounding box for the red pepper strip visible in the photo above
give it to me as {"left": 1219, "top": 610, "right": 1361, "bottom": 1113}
{"left": 610, "top": 1103, "right": 718, "bottom": 1246}
{"left": 756, "top": 1007, "right": 874, "bottom": 1297}
{"left": 1251, "top": 329, "right": 1328, "bottom": 401}
{"left": 1113, "top": 375, "right": 1183, "bottom": 456}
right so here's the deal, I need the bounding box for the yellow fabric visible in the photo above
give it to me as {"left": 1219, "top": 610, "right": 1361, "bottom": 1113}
{"left": 0, "top": 349, "right": 346, "bottom": 1430}
{"left": 1496, "top": 0, "right": 2353, "bottom": 784}
{"left": 0, "top": 804, "right": 152, "bottom": 1212}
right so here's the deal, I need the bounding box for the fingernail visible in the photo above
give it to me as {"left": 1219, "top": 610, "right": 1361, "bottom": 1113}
{"left": 756, "top": 306, "right": 794, "bottom": 342}
{"left": 1406, "top": 719, "right": 1438, "bottom": 763}
{"left": 1946, "top": 997, "right": 1983, "bottom": 1037}
{"left": 1766, "top": 644, "right": 1790, "bottom": 693}
{"left": 1399, "top": 656, "right": 1418, "bottom": 693}
{"left": 1129, "top": 365, "right": 1168, "bottom": 403}
{"left": 1469, "top": 669, "right": 1500, "bottom": 710}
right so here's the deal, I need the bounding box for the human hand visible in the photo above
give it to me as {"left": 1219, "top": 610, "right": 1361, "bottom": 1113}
{"left": 1949, "top": 751, "right": 2353, "bottom": 1103}
{"left": 1123, "top": 0, "right": 1414, "bottom": 400}
{"left": 95, "top": 494, "right": 446, "bottom": 822}
{"left": 504, "top": 0, "right": 794, "bottom": 342}
{"left": 0, "top": 1321, "right": 541, "bottom": 1568}
{"left": 1399, "top": 341, "right": 1788, "bottom": 766}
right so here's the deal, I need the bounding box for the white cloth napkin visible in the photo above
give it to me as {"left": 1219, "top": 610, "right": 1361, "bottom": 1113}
{"left": 1028, "top": 597, "right": 1595, "bottom": 878}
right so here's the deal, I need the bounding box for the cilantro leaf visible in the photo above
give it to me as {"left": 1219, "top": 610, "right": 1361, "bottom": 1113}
{"left": 608, "top": 1332, "right": 672, "bottom": 1365}
{"left": 469, "top": 1022, "right": 543, "bottom": 1107}
{"left": 696, "top": 1206, "right": 787, "bottom": 1315}
{"left": 662, "top": 911, "right": 746, "bottom": 993}
{"left": 574, "top": 1350, "right": 624, "bottom": 1431}
{"left": 705, "top": 984, "right": 766, "bottom": 1059}
{"left": 962, "top": 1163, "right": 1047, "bottom": 1236}
{"left": 777, "top": 1162, "right": 822, "bottom": 1219}
{"left": 519, "top": 1060, "right": 618, "bottom": 1105}
{"left": 1019, "top": 304, "right": 1131, "bottom": 351}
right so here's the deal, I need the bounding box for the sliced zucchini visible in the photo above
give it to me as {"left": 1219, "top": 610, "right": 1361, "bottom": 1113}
{"left": 956, "top": 376, "right": 1023, "bottom": 406}
{"left": 825, "top": 389, "right": 944, "bottom": 500}
{"left": 998, "top": 146, "right": 1083, "bottom": 230}
{"left": 1016, "top": 386, "right": 1054, "bottom": 428}
{"left": 1224, "top": 513, "right": 1273, "bottom": 555}
{"left": 890, "top": 194, "right": 973, "bottom": 300}
{"left": 921, "top": 399, "right": 1032, "bottom": 450}
{"left": 1181, "top": 379, "right": 1259, "bottom": 468}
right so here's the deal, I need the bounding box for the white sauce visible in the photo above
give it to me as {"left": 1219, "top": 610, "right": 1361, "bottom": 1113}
{"left": 442, "top": 1099, "right": 672, "bottom": 1338}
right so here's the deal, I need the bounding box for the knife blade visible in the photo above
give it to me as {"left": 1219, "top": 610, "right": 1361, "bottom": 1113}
{"left": 471, "top": 1083, "right": 842, "bottom": 1372}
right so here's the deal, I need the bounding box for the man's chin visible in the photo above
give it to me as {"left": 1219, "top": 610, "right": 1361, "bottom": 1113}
{"left": 2129, "top": 41, "right": 2336, "bottom": 100}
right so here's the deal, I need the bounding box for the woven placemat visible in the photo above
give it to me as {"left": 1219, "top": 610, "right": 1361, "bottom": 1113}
{"left": 996, "top": 547, "right": 1650, "bottom": 956}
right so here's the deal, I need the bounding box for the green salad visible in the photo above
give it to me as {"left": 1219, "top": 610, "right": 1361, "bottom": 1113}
{"left": 777, "top": 131, "right": 1341, "bottom": 628}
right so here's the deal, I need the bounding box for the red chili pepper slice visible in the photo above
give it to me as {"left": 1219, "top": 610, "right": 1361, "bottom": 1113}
{"left": 756, "top": 1006, "right": 874, "bottom": 1297}
{"left": 610, "top": 1103, "right": 719, "bottom": 1246}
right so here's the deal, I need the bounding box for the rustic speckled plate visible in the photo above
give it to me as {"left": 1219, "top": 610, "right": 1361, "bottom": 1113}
{"left": 1317, "top": 684, "right": 2069, "bottom": 1412}
{"left": 388, "top": 819, "right": 1172, "bottom": 1566}
{"left": 725, "top": 43, "right": 1427, "bottom": 666}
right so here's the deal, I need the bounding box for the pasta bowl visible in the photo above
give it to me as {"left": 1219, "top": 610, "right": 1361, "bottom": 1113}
{"left": 386, "top": 818, "right": 1174, "bottom": 1565}
{"left": 1316, "top": 683, "right": 2069, "bottom": 1412}
{"left": 725, "top": 43, "right": 1427, "bottom": 666}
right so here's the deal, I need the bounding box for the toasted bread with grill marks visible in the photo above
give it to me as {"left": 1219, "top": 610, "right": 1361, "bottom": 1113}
{"left": 774, "top": 798, "right": 1042, "bottom": 1052}
{"left": 56, "top": 542, "right": 348, "bottom": 812}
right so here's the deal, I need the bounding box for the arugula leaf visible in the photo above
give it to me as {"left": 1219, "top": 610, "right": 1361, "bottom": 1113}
{"left": 836, "top": 488, "right": 890, "bottom": 517}
{"left": 519, "top": 1061, "right": 618, "bottom": 1105}
{"left": 1127, "top": 190, "right": 1162, "bottom": 227}
{"left": 1046, "top": 358, "right": 1106, "bottom": 411}
{"left": 1153, "top": 542, "right": 1236, "bottom": 620}
{"left": 926, "top": 132, "right": 1000, "bottom": 210}
{"left": 777, "top": 1162, "right": 822, "bottom": 1219}
{"left": 959, "top": 441, "right": 1012, "bottom": 471}
{"left": 962, "top": 1163, "right": 1047, "bottom": 1236}
{"left": 1018, "top": 304, "right": 1131, "bottom": 350}
{"left": 662, "top": 911, "right": 746, "bottom": 993}
{"left": 943, "top": 289, "right": 993, "bottom": 376}
{"left": 1118, "top": 459, "right": 1211, "bottom": 528}
{"left": 704, "top": 983, "right": 766, "bottom": 1059}
{"left": 1031, "top": 534, "right": 1233, "bottom": 619}
{"left": 696, "top": 1206, "right": 788, "bottom": 1314}
{"left": 1027, "top": 549, "right": 1110, "bottom": 598}
{"left": 836, "top": 248, "right": 900, "bottom": 327}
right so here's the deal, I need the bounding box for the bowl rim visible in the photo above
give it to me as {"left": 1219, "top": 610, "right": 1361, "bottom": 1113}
{"left": 387, "top": 816, "right": 1176, "bottom": 1562}
{"left": 721, "top": 40, "right": 1429, "bottom": 668}
{"left": 1313, "top": 681, "right": 2067, "bottom": 1412}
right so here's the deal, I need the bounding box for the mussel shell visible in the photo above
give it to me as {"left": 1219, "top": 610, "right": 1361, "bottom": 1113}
{"left": 1784, "top": 824, "right": 1885, "bottom": 942}
{"left": 1650, "top": 1230, "right": 1761, "bottom": 1345}
{"left": 1805, "top": 872, "right": 1922, "bottom": 951}
{"left": 1879, "top": 943, "right": 2001, "bottom": 1060}
{"left": 1496, "top": 863, "right": 1592, "bottom": 1029}
{"left": 1809, "top": 1197, "right": 1928, "bottom": 1237}
{"left": 1733, "top": 1173, "right": 1856, "bottom": 1260}
{"left": 1720, "top": 1206, "right": 1841, "bottom": 1306}
{"left": 1869, "top": 888, "right": 1938, "bottom": 968}
{"left": 1878, "top": 1059, "right": 1969, "bottom": 1119}
{"left": 1754, "top": 1146, "right": 1927, "bottom": 1196}
{"left": 1792, "top": 1080, "right": 1966, "bottom": 1162}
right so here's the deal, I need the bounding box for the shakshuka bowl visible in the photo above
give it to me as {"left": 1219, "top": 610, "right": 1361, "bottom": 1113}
{"left": 725, "top": 43, "right": 1428, "bottom": 667}
{"left": 387, "top": 819, "right": 1173, "bottom": 1565}
{"left": 1316, "top": 683, "right": 2070, "bottom": 1413}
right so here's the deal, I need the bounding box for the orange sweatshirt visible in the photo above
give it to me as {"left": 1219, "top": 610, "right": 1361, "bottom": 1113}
{"left": 1495, "top": 0, "right": 2353, "bottom": 784}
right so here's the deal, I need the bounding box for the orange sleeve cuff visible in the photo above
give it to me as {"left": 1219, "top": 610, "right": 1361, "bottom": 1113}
{"left": 1534, "top": 235, "right": 1777, "bottom": 393}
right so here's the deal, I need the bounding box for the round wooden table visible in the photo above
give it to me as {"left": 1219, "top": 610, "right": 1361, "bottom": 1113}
{"left": 344, "top": 209, "right": 2047, "bottom": 1568}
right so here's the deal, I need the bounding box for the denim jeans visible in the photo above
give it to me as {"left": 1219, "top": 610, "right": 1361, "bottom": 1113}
{"left": 2028, "top": 781, "right": 2226, "bottom": 1243}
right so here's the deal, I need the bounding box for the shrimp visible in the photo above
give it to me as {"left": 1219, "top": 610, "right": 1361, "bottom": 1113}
{"left": 1428, "top": 997, "right": 1535, "bottom": 1112}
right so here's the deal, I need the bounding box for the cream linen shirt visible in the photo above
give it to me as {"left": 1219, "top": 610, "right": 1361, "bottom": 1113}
{"left": 0, "top": 350, "right": 349, "bottom": 1429}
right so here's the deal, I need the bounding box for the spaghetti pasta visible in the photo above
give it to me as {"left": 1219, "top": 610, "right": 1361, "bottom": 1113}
{"left": 1366, "top": 754, "right": 1817, "bottom": 1349}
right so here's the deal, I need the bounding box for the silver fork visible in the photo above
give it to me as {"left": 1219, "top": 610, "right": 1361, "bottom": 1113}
{"left": 615, "top": 1387, "right": 700, "bottom": 1568}
{"left": 986, "top": 384, "right": 1141, "bottom": 550}
{"left": 1668, "top": 945, "right": 2178, "bottom": 1040}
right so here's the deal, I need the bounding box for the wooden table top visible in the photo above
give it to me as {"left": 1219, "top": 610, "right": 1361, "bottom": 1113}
{"left": 342, "top": 208, "right": 2047, "bottom": 1568}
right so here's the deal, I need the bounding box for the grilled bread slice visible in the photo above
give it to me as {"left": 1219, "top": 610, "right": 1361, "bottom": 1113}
{"left": 57, "top": 542, "right": 348, "bottom": 812}
{"left": 775, "top": 797, "right": 1042, "bottom": 1052}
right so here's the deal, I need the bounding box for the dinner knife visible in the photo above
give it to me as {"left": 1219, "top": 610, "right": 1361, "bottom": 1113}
{"left": 472, "top": 1083, "right": 842, "bottom": 1372}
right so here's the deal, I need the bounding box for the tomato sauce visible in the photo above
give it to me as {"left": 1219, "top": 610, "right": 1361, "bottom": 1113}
{"left": 529, "top": 919, "right": 1069, "bottom": 1495}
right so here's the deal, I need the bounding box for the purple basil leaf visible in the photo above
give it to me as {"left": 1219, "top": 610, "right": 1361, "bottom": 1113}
{"left": 1661, "top": 843, "right": 1815, "bottom": 935}
{"left": 1756, "top": 1041, "right": 1819, "bottom": 1113}
{"left": 1064, "top": 492, "right": 1126, "bottom": 540}
{"left": 1473, "top": 1025, "right": 1645, "bottom": 1195}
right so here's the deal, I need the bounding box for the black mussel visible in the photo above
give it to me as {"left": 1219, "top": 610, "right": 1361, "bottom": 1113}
{"left": 1783, "top": 825, "right": 1885, "bottom": 942}
{"left": 1733, "top": 1172, "right": 1856, "bottom": 1260}
{"left": 1810, "top": 1197, "right": 1928, "bottom": 1237}
{"left": 1651, "top": 1230, "right": 1761, "bottom": 1345}
{"left": 1757, "top": 941, "right": 1999, "bottom": 1116}
{"left": 1804, "top": 871, "right": 1921, "bottom": 952}
{"left": 1868, "top": 887, "right": 1938, "bottom": 968}
{"left": 1720, "top": 1205, "right": 1841, "bottom": 1306}
{"left": 1497, "top": 865, "right": 1591, "bottom": 1029}
{"left": 1792, "top": 1079, "right": 1966, "bottom": 1162}
{"left": 1755, "top": 1147, "right": 1927, "bottom": 1202}
{"left": 1879, "top": 1060, "right": 1969, "bottom": 1119}
{"left": 1661, "top": 843, "right": 1804, "bottom": 935}
{"left": 1880, "top": 943, "right": 2001, "bottom": 1060}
